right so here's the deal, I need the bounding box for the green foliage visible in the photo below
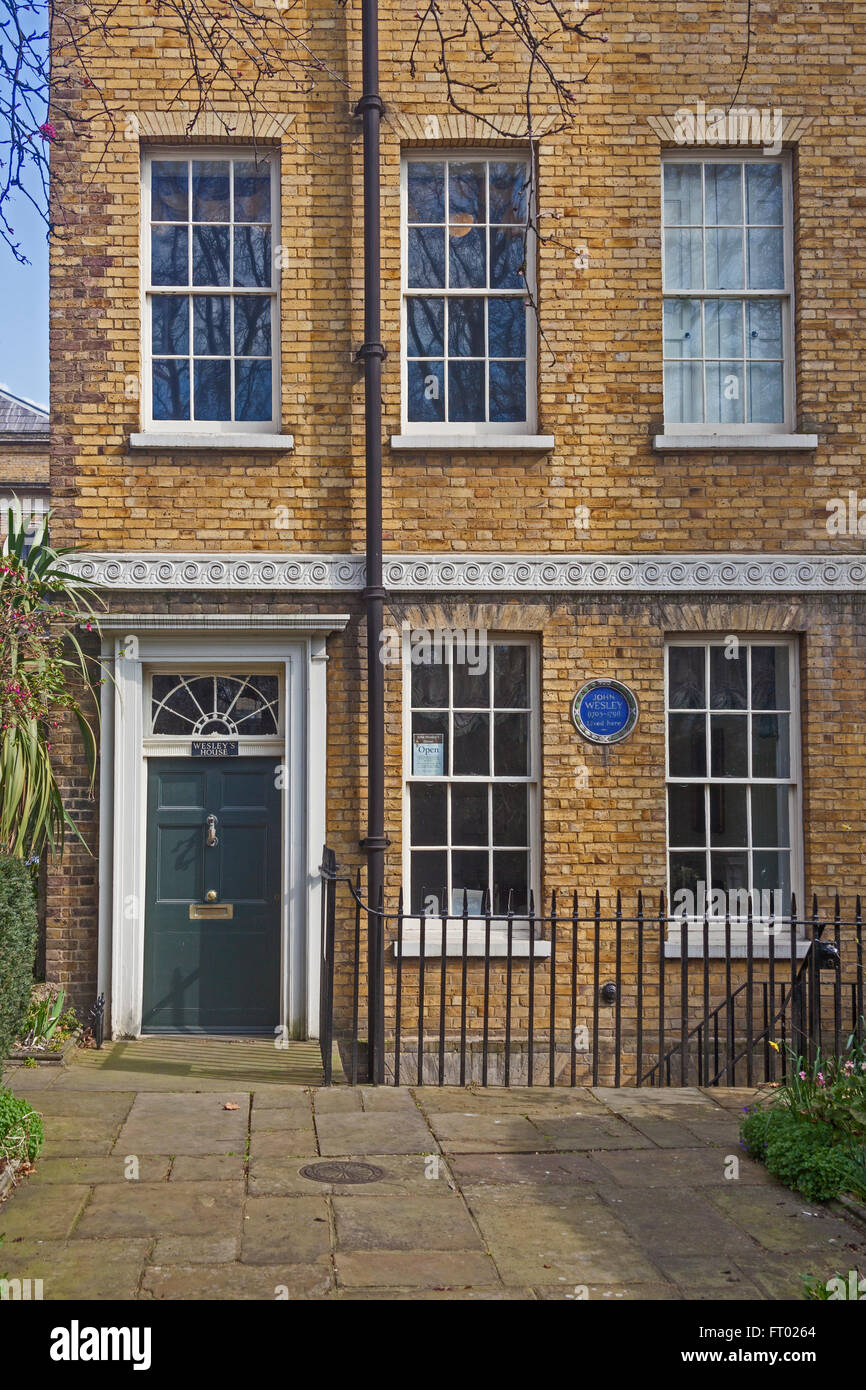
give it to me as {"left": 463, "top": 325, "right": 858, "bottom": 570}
{"left": 0, "top": 1088, "right": 43, "bottom": 1165}
{"left": 742, "top": 1105, "right": 854, "bottom": 1202}
{"left": 0, "top": 512, "right": 104, "bottom": 859}
{"left": 17, "top": 987, "right": 78, "bottom": 1051}
{"left": 802, "top": 1269, "right": 866, "bottom": 1300}
{"left": 0, "top": 856, "right": 38, "bottom": 1060}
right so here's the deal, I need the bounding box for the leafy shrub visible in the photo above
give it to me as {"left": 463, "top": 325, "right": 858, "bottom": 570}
{"left": 0, "top": 856, "right": 38, "bottom": 1060}
{"left": 742, "top": 1104, "right": 855, "bottom": 1202}
{"left": 0, "top": 1088, "right": 43, "bottom": 1165}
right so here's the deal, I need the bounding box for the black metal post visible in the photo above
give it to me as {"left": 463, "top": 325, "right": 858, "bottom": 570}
{"left": 357, "top": 0, "right": 387, "bottom": 1085}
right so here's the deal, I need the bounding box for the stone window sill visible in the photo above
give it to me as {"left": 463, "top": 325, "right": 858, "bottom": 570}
{"left": 390, "top": 434, "right": 554, "bottom": 452}
{"left": 394, "top": 926, "right": 552, "bottom": 959}
{"left": 653, "top": 433, "right": 818, "bottom": 452}
{"left": 130, "top": 432, "right": 294, "bottom": 451}
{"left": 664, "top": 932, "right": 811, "bottom": 960}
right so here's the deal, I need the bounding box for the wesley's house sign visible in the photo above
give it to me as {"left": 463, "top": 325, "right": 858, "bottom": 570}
{"left": 571, "top": 680, "right": 638, "bottom": 745}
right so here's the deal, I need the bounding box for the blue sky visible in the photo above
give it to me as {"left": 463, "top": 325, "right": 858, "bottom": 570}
{"left": 0, "top": 201, "right": 49, "bottom": 409}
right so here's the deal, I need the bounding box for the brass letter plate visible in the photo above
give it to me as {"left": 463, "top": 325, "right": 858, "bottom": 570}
{"left": 189, "top": 903, "right": 234, "bottom": 919}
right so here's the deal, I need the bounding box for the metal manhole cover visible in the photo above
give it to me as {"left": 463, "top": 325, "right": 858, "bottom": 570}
{"left": 299, "top": 1160, "right": 384, "bottom": 1185}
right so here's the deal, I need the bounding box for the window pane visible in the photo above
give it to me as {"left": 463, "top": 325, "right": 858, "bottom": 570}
{"left": 152, "top": 226, "right": 188, "bottom": 286}
{"left": 706, "top": 227, "right": 744, "bottom": 290}
{"left": 233, "top": 159, "right": 270, "bottom": 223}
{"left": 448, "top": 360, "right": 484, "bottom": 422}
{"left": 705, "top": 299, "right": 743, "bottom": 358}
{"left": 668, "top": 783, "right": 705, "bottom": 846}
{"left": 663, "top": 163, "right": 702, "bottom": 225}
{"left": 710, "top": 645, "right": 747, "bottom": 709}
{"left": 705, "top": 362, "right": 745, "bottom": 424}
{"left": 746, "top": 300, "right": 782, "bottom": 359}
{"left": 193, "top": 295, "right": 230, "bottom": 355}
{"left": 192, "top": 225, "right": 229, "bottom": 286}
{"left": 411, "top": 851, "right": 448, "bottom": 916}
{"left": 152, "top": 359, "right": 190, "bottom": 420}
{"left": 664, "top": 229, "right": 703, "bottom": 290}
{"left": 753, "top": 851, "right": 790, "bottom": 906}
{"left": 752, "top": 713, "right": 790, "bottom": 778}
{"left": 488, "top": 299, "right": 525, "bottom": 357}
{"left": 451, "top": 784, "right": 488, "bottom": 845}
{"left": 670, "top": 851, "right": 706, "bottom": 903}
{"left": 751, "top": 785, "right": 790, "bottom": 847}
{"left": 494, "top": 645, "right": 528, "bottom": 708}
{"left": 668, "top": 713, "right": 706, "bottom": 777}
{"left": 152, "top": 295, "right": 188, "bottom": 354}
{"left": 709, "top": 784, "right": 748, "bottom": 846}
{"left": 453, "top": 650, "right": 488, "bottom": 708}
{"left": 663, "top": 298, "right": 701, "bottom": 358}
{"left": 410, "top": 783, "right": 447, "bottom": 846}
{"left": 493, "top": 784, "right": 528, "bottom": 846}
{"left": 449, "top": 226, "right": 486, "bottom": 289}
{"left": 192, "top": 160, "right": 230, "bottom": 221}
{"left": 234, "top": 296, "right": 271, "bottom": 356}
{"left": 751, "top": 645, "right": 790, "bottom": 710}
{"left": 412, "top": 711, "right": 449, "bottom": 773}
{"left": 412, "top": 662, "right": 448, "bottom": 708}
{"left": 452, "top": 850, "right": 489, "bottom": 915}
{"left": 234, "top": 226, "right": 271, "bottom": 287}
{"left": 747, "top": 228, "right": 784, "bottom": 289}
{"left": 152, "top": 674, "right": 200, "bottom": 732}
{"left": 494, "top": 712, "right": 528, "bottom": 776}
{"left": 668, "top": 647, "right": 705, "bottom": 709}
{"left": 407, "top": 360, "right": 444, "bottom": 422}
{"left": 193, "top": 358, "right": 231, "bottom": 420}
{"left": 449, "top": 161, "right": 485, "bottom": 224}
{"left": 489, "top": 361, "right": 526, "bottom": 423}
{"left": 152, "top": 161, "right": 188, "bottom": 221}
{"left": 492, "top": 851, "right": 528, "bottom": 916}
{"left": 489, "top": 161, "right": 528, "bottom": 224}
{"left": 746, "top": 163, "right": 783, "bottom": 225}
{"left": 448, "top": 297, "right": 485, "bottom": 356}
{"left": 408, "top": 227, "right": 446, "bottom": 288}
{"left": 705, "top": 163, "right": 742, "bottom": 225}
{"left": 748, "top": 361, "right": 784, "bottom": 423}
{"left": 453, "top": 712, "right": 489, "bottom": 775}
{"left": 710, "top": 850, "right": 749, "bottom": 895}
{"left": 664, "top": 361, "right": 702, "bottom": 423}
{"left": 407, "top": 162, "right": 445, "bottom": 223}
{"left": 710, "top": 713, "right": 748, "bottom": 777}
{"left": 489, "top": 228, "right": 524, "bottom": 289}
{"left": 407, "top": 298, "right": 444, "bottom": 357}
{"left": 235, "top": 359, "right": 272, "bottom": 422}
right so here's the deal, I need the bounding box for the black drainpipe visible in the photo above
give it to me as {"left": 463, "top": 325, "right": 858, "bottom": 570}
{"left": 356, "top": 0, "right": 387, "bottom": 1084}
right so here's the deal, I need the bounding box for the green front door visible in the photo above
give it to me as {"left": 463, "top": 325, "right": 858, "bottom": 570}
{"left": 142, "top": 757, "right": 281, "bottom": 1033}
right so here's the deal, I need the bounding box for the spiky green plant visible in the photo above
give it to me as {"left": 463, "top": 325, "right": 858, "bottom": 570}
{"left": 0, "top": 511, "right": 103, "bottom": 858}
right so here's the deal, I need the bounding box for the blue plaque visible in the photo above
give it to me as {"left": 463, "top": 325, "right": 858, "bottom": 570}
{"left": 571, "top": 679, "right": 638, "bottom": 745}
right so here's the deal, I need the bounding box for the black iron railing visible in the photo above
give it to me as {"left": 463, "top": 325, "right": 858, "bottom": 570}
{"left": 317, "top": 849, "right": 864, "bottom": 1088}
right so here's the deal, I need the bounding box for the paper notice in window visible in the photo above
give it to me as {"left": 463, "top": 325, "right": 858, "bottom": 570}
{"left": 413, "top": 733, "right": 444, "bottom": 776}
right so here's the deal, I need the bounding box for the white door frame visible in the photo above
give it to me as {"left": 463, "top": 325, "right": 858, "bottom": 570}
{"left": 96, "top": 614, "right": 350, "bottom": 1039}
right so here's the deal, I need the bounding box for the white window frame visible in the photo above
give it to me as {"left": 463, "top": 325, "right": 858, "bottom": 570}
{"left": 400, "top": 150, "right": 538, "bottom": 438}
{"left": 661, "top": 148, "right": 795, "bottom": 436}
{"left": 399, "top": 632, "right": 546, "bottom": 957}
{"left": 664, "top": 636, "right": 804, "bottom": 954}
{"left": 141, "top": 146, "right": 281, "bottom": 435}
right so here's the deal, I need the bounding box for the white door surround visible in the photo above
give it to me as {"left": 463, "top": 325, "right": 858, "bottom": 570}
{"left": 96, "top": 613, "right": 350, "bottom": 1039}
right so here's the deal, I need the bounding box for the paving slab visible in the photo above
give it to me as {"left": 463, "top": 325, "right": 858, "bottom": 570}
{"left": 532, "top": 1115, "right": 656, "bottom": 1151}
{"left": 466, "top": 1188, "right": 662, "bottom": 1285}
{"left": 170, "top": 1155, "right": 246, "bottom": 1181}
{"left": 704, "top": 1187, "right": 866, "bottom": 1254}
{"left": 316, "top": 1110, "right": 435, "bottom": 1156}
{"left": 249, "top": 1153, "right": 456, "bottom": 1198}
{"left": 251, "top": 1106, "right": 314, "bottom": 1133}
{"left": 701, "top": 1087, "right": 775, "bottom": 1110}
{"left": 251, "top": 1087, "right": 314, "bottom": 1113}
{"left": 592, "top": 1086, "right": 717, "bottom": 1113}
{"left": 591, "top": 1147, "right": 774, "bottom": 1188}
{"left": 150, "top": 1233, "right": 240, "bottom": 1265}
{"left": 0, "top": 1181, "right": 91, "bottom": 1239}
{"left": 335, "top": 1249, "right": 500, "bottom": 1289}
{"left": 654, "top": 1255, "right": 764, "bottom": 1300}
{"left": 336, "top": 1284, "right": 528, "bottom": 1299}
{"left": 535, "top": 1282, "right": 681, "bottom": 1300}
{"left": 14, "top": 1090, "right": 136, "bottom": 1122}
{"left": 312, "top": 1089, "right": 364, "bottom": 1113}
{"left": 616, "top": 1115, "right": 732, "bottom": 1150}
{"left": 0, "top": 1238, "right": 149, "bottom": 1300}
{"left": 75, "top": 1180, "right": 245, "bottom": 1239}
{"left": 0, "top": 1067, "right": 62, "bottom": 1093}
{"left": 39, "top": 1115, "right": 119, "bottom": 1157}
{"left": 333, "top": 1193, "right": 483, "bottom": 1252}
{"left": 114, "top": 1091, "right": 248, "bottom": 1155}
{"left": 142, "top": 1263, "right": 332, "bottom": 1299}
{"left": 31, "top": 1155, "right": 171, "bottom": 1184}
{"left": 240, "top": 1195, "right": 331, "bottom": 1265}
{"left": 426, "top": 1112, "right": 548, "bottom": 1152}
{"left": 358, "top": 1087, "right": 429, "bottom": 1113}
{"left": 601, "top": 1187, "right": 760, "bottom": 1258}
{"left": 248, "top": 1129, "right": 319, "bottom": 1159}
{"left": 413, "top": 1086, "right": 603, "bottom": 1114}
{"left": 447, "top": 1151, "right": 606, "bottom": 1187}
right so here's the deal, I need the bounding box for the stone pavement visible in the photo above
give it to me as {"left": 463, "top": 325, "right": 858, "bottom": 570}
{"left": 2, "top": 1052, "right": 865, "bottom": 1301}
